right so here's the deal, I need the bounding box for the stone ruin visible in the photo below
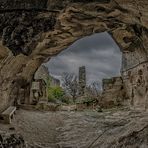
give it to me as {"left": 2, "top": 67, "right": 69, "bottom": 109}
{"left": 101, "top": 76, "right": 128, "bottom": 108}
{"left": 29, "top": 65, "right": 49, "bottom": 105}
{"left": 29, "top": 65, "right": 60, "bottom": 106}
{"left": 78, "top": 66, "right": 86, "bottom": 96}
{"left": 77, "top": 67, "right": 128, "bottom": 109}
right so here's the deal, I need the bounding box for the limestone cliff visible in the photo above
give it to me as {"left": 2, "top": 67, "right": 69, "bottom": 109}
{"left": 0, "top": 0, "right": 148, "bottom": 111}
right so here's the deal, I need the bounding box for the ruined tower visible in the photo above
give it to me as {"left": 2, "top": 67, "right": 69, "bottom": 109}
{"left": 78, "top": 66, "right": 86, "bottom": 96}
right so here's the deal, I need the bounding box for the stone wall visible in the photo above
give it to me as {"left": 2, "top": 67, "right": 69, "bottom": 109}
{"left": 122, "top": 62, "right": 148, "bottom": 109}
{"left": 34, "top": 65, "right": 49, "bottom": 81}
{"left": 29, "top": 65, "right": 60, "bottom": 105}
{"left": 101, "top": 77, "right": 128, "bottom": 108}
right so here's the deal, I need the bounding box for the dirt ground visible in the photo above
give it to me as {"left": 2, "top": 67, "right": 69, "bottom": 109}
{"left": 0, "top": 108, "right": 148, "bottom": 148}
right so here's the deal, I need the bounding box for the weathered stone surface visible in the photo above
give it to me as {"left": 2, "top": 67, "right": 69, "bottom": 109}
{"left": 101, "top": 77, "right": 128, "bottom": 108}
{"left": 0, "top": 0, "right": 148, "bottom": 111}
{"left": 0, "top": 132, "right": 26, "bottom": 147}
{"left": 3, "top": 109, "right": 148, "bottom": 148}
{"left": 29, "top": 65, "right": 49, "bottom": 104}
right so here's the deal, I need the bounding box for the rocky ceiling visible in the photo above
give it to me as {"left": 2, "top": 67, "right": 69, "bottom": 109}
{"left": 0, "top": 0, "right": 148, "bottom": 112}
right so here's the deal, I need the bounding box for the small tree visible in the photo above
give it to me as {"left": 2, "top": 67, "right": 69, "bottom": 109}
{"left": 85, "top": 81, "right": 101, "bottom": 103}
{"left": 62, "top": 72, "right": 79, "bottom": 102}
{"left": 91, "top": 82, "right": 101, "bottom": 99}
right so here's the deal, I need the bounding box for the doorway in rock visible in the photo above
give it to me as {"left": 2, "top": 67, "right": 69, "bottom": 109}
{"left": 31, "top": 32, "right": 123, "bottom": 108}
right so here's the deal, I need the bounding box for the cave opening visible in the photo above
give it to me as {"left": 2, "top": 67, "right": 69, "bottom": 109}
{"left": 43, "top": 32, "right": 122, "bottom": 89}
{"left": 0, "top": 1, "right": 148, "bottom": 146}
{"left": 30, "top": 32, "right": 122, "bottom": 105}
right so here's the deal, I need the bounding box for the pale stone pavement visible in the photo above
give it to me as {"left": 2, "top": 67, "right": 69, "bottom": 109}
{"left": 0, "top": 108, "right": 148, "bottom": 148}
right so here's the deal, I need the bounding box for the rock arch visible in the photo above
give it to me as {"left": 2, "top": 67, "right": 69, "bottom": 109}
{"left": 0, "top": 0, "right": 148, "bottom": 111}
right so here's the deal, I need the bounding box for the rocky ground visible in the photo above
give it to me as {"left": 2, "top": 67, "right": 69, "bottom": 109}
{"left": 0, "top": 108, "right": 148, "bottom": 148}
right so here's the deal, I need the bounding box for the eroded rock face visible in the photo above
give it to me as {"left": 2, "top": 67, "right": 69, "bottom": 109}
{"left": 0, "top": 0, "right": 148, "bottom": 111}
{"left": 0, "top": 132, "right": 26, "bottom": 147}
{"left": 1, "top": 11, "right": 56, "bottom": 56}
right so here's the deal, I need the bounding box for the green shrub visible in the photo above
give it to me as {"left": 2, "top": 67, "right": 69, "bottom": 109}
{"left": 48, "top": 86, "right": 65, "bottom": 102}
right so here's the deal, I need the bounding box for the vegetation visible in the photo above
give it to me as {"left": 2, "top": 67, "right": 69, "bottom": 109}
{"left": 46, "top": 73, "right": 101, "bottom": 106}
{"left": 62, "top": 72, "right": 79, "bottom": 102}
{"left": 49, "top": 87, "right": 65, "bottom": 103}
{"left": 48, "top": 86, "right": 65, "bottom": 101}
{"left": 85, "top": 81, "right": 101, "bottom": 103}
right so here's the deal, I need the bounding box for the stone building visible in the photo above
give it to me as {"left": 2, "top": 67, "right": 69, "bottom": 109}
{"left": 29, "top": 65, "right": 61, "bottom": 105}
{"left": 101, "top": 76, "right": 128, "bottom": 108}
{"left": 78, "top": 66, "right": 86, "bottom": 96}
{"left": 102, "top": 77, "right": 123, "bottom": 91}
{"left": 29, "top": 65, "right": 49, "bottom": 105}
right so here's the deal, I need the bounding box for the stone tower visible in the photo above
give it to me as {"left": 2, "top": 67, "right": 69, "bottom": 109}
{"left": 78, "top": 66, "right": 86, "bottom": 96}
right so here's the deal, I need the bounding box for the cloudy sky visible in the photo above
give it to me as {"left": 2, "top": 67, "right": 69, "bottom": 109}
{"left": 44, "top": 32, "right": 122, "bottom": 89}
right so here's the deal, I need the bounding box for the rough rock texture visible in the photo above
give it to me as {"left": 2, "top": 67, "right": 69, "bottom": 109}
{"left": 0, "top": 0, "right": 148, "bottom": 111}
{"left": 1, "top": 109, "right": 148, "bottom": 148}
{"left": 0, "top": 132, "right": 26, "bottom": 148}
{"left": 101, "top": 77, "right": 128, "bottom": 108}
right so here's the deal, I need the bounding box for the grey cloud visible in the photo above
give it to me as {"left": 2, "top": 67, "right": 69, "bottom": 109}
{"left": 44, "top": 32, "right": 122, "bottom": 88}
